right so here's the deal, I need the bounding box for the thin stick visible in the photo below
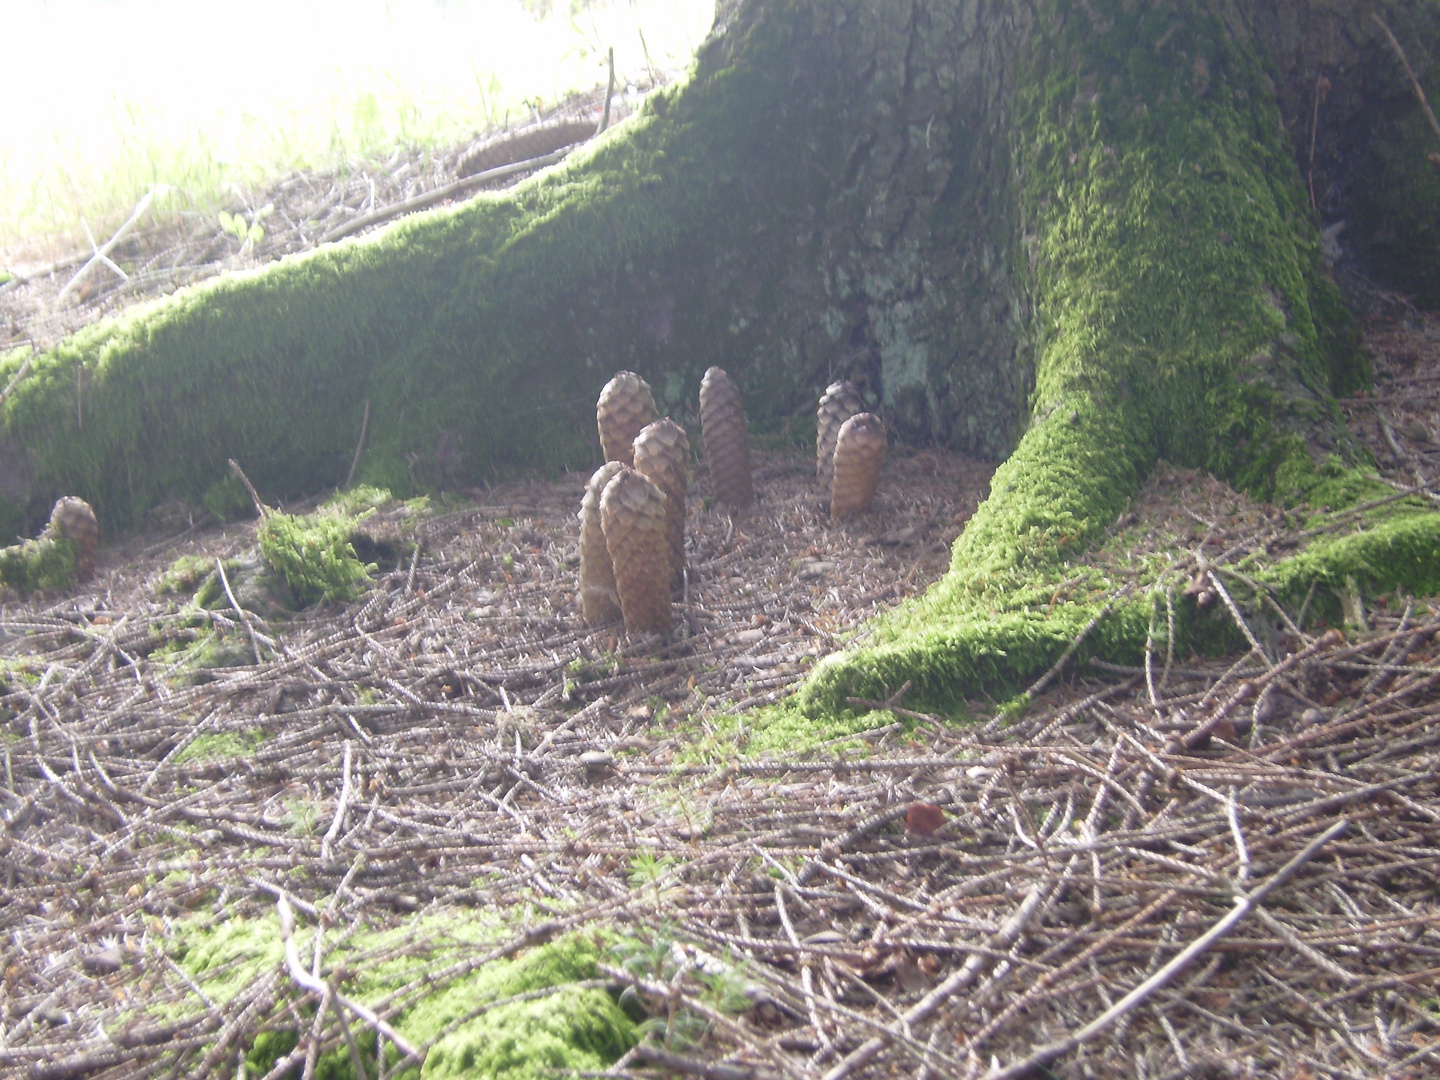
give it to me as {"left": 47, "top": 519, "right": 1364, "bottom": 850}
{"left": 216, "top": 557, "right": 264, "bottom": 666}
{"left": 319, "top": 149, "right": 574, "bottom": 244}
{"left": 820, "top": 883, "right": 1049, "bottom": 1080}
{"left": 228, "top": 459, "right": 269, "bottom": 519}
{"left": 276, "top": 894, "right": 422, "bottom": 1064}
{"left": 1026, "top": 583, "right": 1138, "bottom": 699}
{"left": 57, "top": 189, "right": 159, "bottom": 303}
{"left": 981, "top": 819, "right": 1349, "bottom": 1080}
{"left": 343, "top": 400, "right": 371, "bottom": 491}
{"left": 631, "top": 1043, "right": 752, "bottom": 1080}
{"left": 0, "top": 353, "right": 34, "bottom": 411}
{"left": 320, "top": 740, "right": 354, "bottom": 863}
{"left": 598, "top": 47, "right": 616, "bottom": 135}
{"left": 1372, "top": 13, "right": 1440, "bottom": 152}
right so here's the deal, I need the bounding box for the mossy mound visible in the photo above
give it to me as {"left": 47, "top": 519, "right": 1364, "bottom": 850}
{"left": 173, "top": 913, "right": 636, "bottom": 1080}
{"left": 0, "top": 534, "right": 76, "bottom": 593}
{"left": 159, "top": 487, "right": 398, "bottom": 616}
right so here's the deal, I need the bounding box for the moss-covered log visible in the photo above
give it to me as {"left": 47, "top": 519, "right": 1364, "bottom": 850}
{"left": 4, "top": 0, "right": 1440, "bottom": 707}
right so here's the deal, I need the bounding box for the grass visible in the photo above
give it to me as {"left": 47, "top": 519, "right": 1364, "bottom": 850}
{"left": 0, "top": 0, "right": 714, "bottom": 258}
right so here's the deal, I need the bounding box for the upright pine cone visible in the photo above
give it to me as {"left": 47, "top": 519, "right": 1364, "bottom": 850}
{"left": 632, "top": 419, "right": 689, "bottom": 590}
{"left": 596, "top": 371, "right": 659, "bottom": 466}
{"left": 47, "top": 497, "right": 98, "bottom": 581}
{"left": 816, "top": 380, "right": 863, "bottom": 503}
{"left": 698, "top": 366, "right": 752, "bottom": 509}
{"left": 600, "top": 467, "right": 672, "bottom": 635}
{"left": 830, "top": 413, "right": 887, "bottom": 520}
{"left": 579, "top": 462, "right": 626, "bottom": 625}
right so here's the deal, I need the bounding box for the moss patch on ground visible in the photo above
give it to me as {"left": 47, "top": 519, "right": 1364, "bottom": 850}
{"left": 173, "top": 912, "right": 636, "bottom": 1080}
{"left": 0, "top": 534, "right": 75, "bottom": 593}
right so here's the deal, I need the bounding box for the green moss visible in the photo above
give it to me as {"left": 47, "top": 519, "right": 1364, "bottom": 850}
{"left": 202, "top": 475, "right": 257, "bottom": 522}
{"left": 0, "top": 535, "right": 76, "bottom": 592}
{"left": 322, "top": 485, "right": 396, "bottom": 517}
{"left": 173, "top": 730, "right": 266, "bottom": 764}
{"left": 157, "top": 554, "right": 218, "bottom": 596}
{"left": 1268, "top": 509, "right": 1440, "bottom": 606}
{"left": 257, "top": 510, "right": 375, "bottom": 606}
{"left": 411, "top": 937, "right": 635, "bottom": 1080}
{"left": 170, "top": 630, "right": 257, "bottom": 681}
{"left": 190, "top": 560, "right": 241, "bottom": 608}
{"left": 173, "top": 913, "right": 636, "bottom": 1080}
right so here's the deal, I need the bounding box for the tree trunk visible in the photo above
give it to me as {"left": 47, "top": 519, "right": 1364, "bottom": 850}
{"left": 1, "top": 0, "right": 1437, "bottom": 706}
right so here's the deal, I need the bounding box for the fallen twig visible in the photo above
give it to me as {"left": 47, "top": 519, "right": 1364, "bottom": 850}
{"left": 319, "top": 148, "right": 575, "bottom": 244}
{"left": 982, "top": 819, "right": 1349, "bottom": 1079}
{"left": 57, "top": 188, "right": 162, "bottom": 303}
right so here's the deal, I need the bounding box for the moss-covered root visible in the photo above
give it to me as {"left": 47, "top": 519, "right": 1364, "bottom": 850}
{"left": 798, "top": 0, "right": 1369, "bottom": 715}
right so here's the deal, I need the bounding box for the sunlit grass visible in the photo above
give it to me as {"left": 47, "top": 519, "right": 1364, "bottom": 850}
{"left": 0, "top": 0, "right": 713, "bottom": 258}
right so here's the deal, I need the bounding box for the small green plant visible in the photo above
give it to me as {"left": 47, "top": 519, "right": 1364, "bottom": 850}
{"left": 627, "top": 850, "right": 678, "bottom": 903}
{"left": 217, "top": 203, "right": 272, "bottom": 247}
{"left": 281, "top": 796, "right": 322, "bottom": 837}
{"left": 610, "top": 932, "right": 750, "bottom": 1052}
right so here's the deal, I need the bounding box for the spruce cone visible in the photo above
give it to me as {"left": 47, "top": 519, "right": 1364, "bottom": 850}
{"left": 817, "top": 380, "right": 864, "bottom": 503}
{"left": 830, "top": 413, "right": 887, "bottom": 520}
{"left": 600, "top": 467, "right": 672, "bottom": 635}
{"left": 596, "top": 371, "right": 659, "bottom": 466}
{"left": 698, "top": 366, "right": 752, "bottom": 509}
{"left": 579, "top": 462, "right": 626, "bottom": 625}
{"left": 47, "top": 497, "right": 98, "bottom": 581}
{"left": 633, "top": 418, "right": 689, "bottom": 589}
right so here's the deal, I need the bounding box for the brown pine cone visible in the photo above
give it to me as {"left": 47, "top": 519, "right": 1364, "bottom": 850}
{"left": 47, "top": 497, "right": 98, "bottom": 581}
{"left": 632, "top": 419, "right": 689, "bottom": 590}
{"left": 698, "top": 366, "right": 752, "bottom": 509}
{"left": 596, "top": 371, "right": 659, "bottom": 466}
{"left": 600, "top": 467, "right": 672, "bottom": 635}
{"left": 579, "top": 462, "right": 626, "bottom": 625}
{"left": 830, "top": 413, "right": 887, "bottom": 520}
{"left": 817, "top": 380, "right": 864, "bottom": 503}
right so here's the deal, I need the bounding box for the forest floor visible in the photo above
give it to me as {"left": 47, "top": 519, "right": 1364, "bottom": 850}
{"left": 2, "top": 109, "right": 1440, "bottom": 1079}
